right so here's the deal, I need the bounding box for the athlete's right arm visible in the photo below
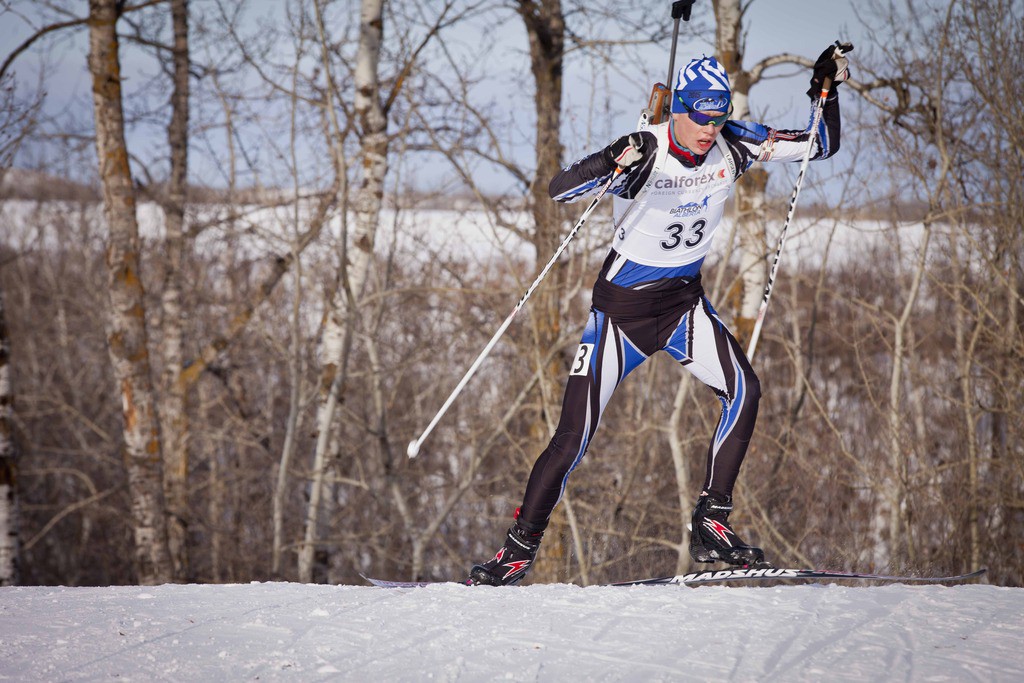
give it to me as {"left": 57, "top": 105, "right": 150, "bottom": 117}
{"left": 549, "top": 131, "right": 658, "bottom": 203}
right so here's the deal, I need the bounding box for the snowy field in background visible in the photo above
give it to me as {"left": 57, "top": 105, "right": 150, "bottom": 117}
{"left": 2, "top": 581, "right": 1022, "bottom": 681}
{"left": 1, "top": 198, "right": 928, "bottom": 275}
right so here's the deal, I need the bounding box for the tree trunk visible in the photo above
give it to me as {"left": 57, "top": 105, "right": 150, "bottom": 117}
{"left": 300, "top": 0, "right": 388, "bottom": 583}
{"left": 0, "top": 283, "right": 20, "bottom": 586}
{"left": 668, "top": 374, "right": 694, "bottom": 573}
{"left": 886, "top": 222, "right": 932, "bottom": 567}
{"left": 87, "top": 0, "right": 172, "bottom": 585}
{"left": 730, "top": 167, "right": 768, "bottom": 343}
{"left": 516, "top": 0, "right": 568, "bottom": 584}
{"left": 517, "top": 0, "right": 565, "bottom": 385}
{"left": 713, "top": 0, "right": 767, "bottom": 345}
{"left": 273, "top": 249, "right": 305, "bottom": 579}
{"left": 159, "top": 0, "right": 192, "bottom": 583}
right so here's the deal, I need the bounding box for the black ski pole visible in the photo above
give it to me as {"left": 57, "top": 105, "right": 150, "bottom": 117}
{"left": 647, "top": 1, "right": 696, "bottom": 125}
{"left": 666, "top": 0, "right": 696, "bottom": 88}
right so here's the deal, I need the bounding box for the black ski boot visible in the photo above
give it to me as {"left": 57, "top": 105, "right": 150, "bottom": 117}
{"left": 467, "top": 518, "right": 543, "bottom": 586}
{"left": 689, "top": 492, "right": 768, "bottom": 567}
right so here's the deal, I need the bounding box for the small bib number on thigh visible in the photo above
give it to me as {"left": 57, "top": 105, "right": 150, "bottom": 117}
{"left": 570, "top": 343, "right": 595, "bottom": 376}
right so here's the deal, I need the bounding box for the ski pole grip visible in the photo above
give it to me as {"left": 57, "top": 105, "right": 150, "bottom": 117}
{"left": 820, "top": 75, "right": 833, "bottom": 99}
{"left": 672, "top": 0, "right": 696, "bottom": 21}
{"left": 819, "top": 41, "right": 853, "bottom": 100}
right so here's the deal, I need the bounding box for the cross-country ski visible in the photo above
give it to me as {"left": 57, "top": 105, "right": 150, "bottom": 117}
{"left": 363, "top": 567, "right": 986, "bottom": 589}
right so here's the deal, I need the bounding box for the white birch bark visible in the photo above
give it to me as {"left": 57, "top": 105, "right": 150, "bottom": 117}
{"left": 87, "top": 0, "right": 172, "bottom": 585}
{"left": 0, "top": 284, "right": 19, "bottom": 586}
{"left": 299, "top": 0, "right": 388, "bottom": 583}
{"left": 271, "top": 9, "right": 314, "bottom": 580}
{"left": 158, "top": 0, "right": 192, "bottom": 583}
{"left": 713, "top": 0, "right": 768, "bottom": 342}
{"left": 668, "top": 374, "right": 694, "bottom": 573}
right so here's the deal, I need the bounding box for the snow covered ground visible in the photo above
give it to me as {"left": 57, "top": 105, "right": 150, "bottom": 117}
{"left": 2, "top": 580, "right": 1021, "bottom": 682}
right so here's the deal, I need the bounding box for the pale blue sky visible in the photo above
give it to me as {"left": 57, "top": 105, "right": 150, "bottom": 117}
{"left": 610, "top": 1, "right": 866, "bottom": 127}
{"left": 1, "top": 0, "right": 872, "bottom": 192}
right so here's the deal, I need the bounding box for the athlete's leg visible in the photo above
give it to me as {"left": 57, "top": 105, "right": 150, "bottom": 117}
{"left": 518, "top": 308, "right": 652, "bottom": 529}
{"left": 663, "top": 297, "right": 765, "bottom": 566}
{"left": 663, "top": 297, "right": 761, "bottom": 499}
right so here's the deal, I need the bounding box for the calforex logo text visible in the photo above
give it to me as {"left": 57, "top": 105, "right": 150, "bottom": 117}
{"left": 653, "top": 168, "right": 727, "bottom": 190}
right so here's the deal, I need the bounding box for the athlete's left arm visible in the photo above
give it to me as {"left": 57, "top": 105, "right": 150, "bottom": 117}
{"left": 720, "top": 94, "right": 841, "bottom": 173}
{"left": 767, "top": 94, "right": 841, "bottom": 162}
{"left": 758, "top": 94, "right": 841, "bottom": 164}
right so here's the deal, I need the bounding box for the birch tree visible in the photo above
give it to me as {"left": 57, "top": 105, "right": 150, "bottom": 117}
{"left": 516, "top": 0, "right": 565, "bottom": 373}
{"left": 710, "top": 0, "right": 840, "bottom": 343}
{"left": 296, "top": 0, "right": 462, "bottom": 582}
{"left": 157, "top": 0, "right": 193, "bottom": 583}
{"left": 87, "top": 0, "right": 172, "bottom": 585}
{"left": 508, "top": 0, "right": 570, "bottom": 582}
{"left": 0, "top": 282, "right": 19, "bottom": 587}
{"left": 300, "top": 0, "right": 391, "bottom": 583}
{"left": 0, "top": 48, "right": 37, "bottom": 589}
{"left": 709, "top": 0, "right": 770, "bottom": 344}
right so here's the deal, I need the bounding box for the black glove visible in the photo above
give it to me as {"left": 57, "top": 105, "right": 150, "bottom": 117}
{"left": 603, "top": 133, "right": 644, "bottom": 170}
{"left": 807, "top": 41, "right": 854, "bottom": 100}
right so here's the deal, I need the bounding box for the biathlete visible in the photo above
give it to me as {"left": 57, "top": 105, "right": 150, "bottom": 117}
{"left": 469, "top": 44, "right": 851, "bottom": 586}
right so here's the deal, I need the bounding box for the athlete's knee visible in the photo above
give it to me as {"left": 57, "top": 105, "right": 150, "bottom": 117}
{"left": 742, "top": 367, "right": 761, "bottom": 406}
{"left": 530, "top": 429, "right": 587, "bottom": 495}
{"left": 546, "top": 428, "right": 586, "bottom": 463}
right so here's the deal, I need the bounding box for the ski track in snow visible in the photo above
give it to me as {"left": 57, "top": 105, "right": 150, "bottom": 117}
{"left": 1, "top": 582, "right": 1022, "bottom": 682}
